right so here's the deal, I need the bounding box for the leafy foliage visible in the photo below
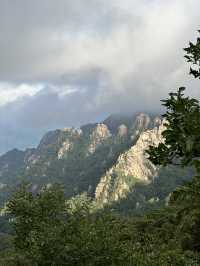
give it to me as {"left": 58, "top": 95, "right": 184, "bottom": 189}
{"left": 147, "top": 29, "right": 200, "bottom": 259}
{"left": 148, "top": 30, "right": 200, "bottom": 168}
{"left": 147, "top": 87, "right": 200, "bottom": 167}
{"left": 184, "top": 30, "right": 200, "bottom": 79}
{"left": 1, "top": 184, "right": 200, "bottom": 265}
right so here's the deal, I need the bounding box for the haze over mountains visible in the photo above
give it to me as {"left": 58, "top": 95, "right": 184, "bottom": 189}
{"left": 1, "top": 1, "right": 200, "bottom": 156}
{"left": 0, "top": 113, "right": 193, "bottom": 214}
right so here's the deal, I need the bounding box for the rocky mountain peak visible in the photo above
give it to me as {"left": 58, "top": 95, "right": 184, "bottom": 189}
{"left": 62, "top": 127, "right": 82, "bottom": 136}
{"left": 95, "top": 120, "right": 165, "bottom": 205}
{"left": 130, "top": 113, "right": 151, "bottom": 140}
{"left": 58, "top": 128, "right": 83, "bottom": 159}
{"left": 88, "top": 124, "right": 112, "bottom": 154}
{"left": 153, "top": 116, "right": 162, "bottom": 127}
{"left": 0, "top": 113, "right": 193, "bottom": 214}
{"left": 117, "top": 124, "right": 128, "bottom": 137}
{"left": 58, "top": 140, "right": 74, "bottom": 159}
{"left": 133, "top": 113, "right": 151, "bottom": 129}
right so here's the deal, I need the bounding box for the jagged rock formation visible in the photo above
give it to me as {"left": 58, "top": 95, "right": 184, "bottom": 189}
{"left": 88, "top": 124, "right": 111, "bottom": 154}
{"left": 0, "top": 113, "right": 193, "bottom": 213}
{"left": 117, "top": 124, "right": 128, "bottom": 138}
{"left": 130, "top": 113, "right": 151, "bottom": 139}
{"left": 57, "top": 128, "right": 82, "bottom": 159}
{"left": 95, "top": 120, "right": 165, "bottom": 205}
{"left": 58, "top": 140, "right": 73, "bottom": 159}
{"left": 0, "top": 113, "right": 154, "bottom": 206}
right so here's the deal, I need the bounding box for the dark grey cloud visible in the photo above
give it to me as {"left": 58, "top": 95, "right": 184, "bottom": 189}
{"left": 0, "top": 0, "right": 121, "bottom": 82}
{"left": 0, "top": 0, "right": 200, "bottom": 153}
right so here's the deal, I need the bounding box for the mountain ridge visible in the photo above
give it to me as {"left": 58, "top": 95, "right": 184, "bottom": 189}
{"left": 0, "top": 112, "right": 193, "bottom": 214}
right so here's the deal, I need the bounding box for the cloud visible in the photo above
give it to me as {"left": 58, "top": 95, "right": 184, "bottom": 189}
{"left": 0, "top": 0, "right": 200, "bottom": 153}
{"left": 0, "top": 83, "right": 43, "bottom": 106}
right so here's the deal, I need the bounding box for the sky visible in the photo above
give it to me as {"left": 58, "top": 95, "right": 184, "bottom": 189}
{"left": 0, "top": 0, "right": 200, "bottom": 154}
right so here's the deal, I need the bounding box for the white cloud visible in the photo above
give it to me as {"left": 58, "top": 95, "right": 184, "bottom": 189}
{"left": 0, "top": 83, "right": 43, "bottom": 106}
{"left": 48, "top": 84, "right": 84, "bottom": 98}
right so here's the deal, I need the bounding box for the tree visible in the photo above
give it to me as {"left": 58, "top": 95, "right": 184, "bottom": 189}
{"left": 184, "top": 30, "right": 200, "bottom": 79}
{"left": 6, "top": 184, "right": 134, "bottom": 265}
{"left": 147, "top": 30, "right": 200, "bottom": 252}
{"left": 147, "top": 87, "right": 200, "bottom": 167}
{"left": 7, "top": 183, "right": 69, "bottom": 265}
{"left": 147, "top": 30, "right": 200, "bottom": 169}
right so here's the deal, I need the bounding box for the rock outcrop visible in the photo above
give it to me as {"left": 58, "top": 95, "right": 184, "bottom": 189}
{"left": 0, "top": 113, "right": 171, "bottom": 210}
{"left": 117, "top": 124, "right": 128, "bottom": 138}
{"left": 58, "top": 140, "right": 74, "bottom": 159}
{"left": 57, "top": 128, "right": 82, "bottom": 159}
{"left": 95, "top": 120, "right": 165, "bottom": 205}
{"left": 130, "top": 113, "right": 151, "bottom": 140}
{"left": 88, "top": 124, "right": 112, "bottom": 154}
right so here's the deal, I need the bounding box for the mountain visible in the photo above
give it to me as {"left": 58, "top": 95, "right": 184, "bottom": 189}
{"left": 0, "top": 113, "right": 193, "bottom": 213}
{"left": 95, "top": 119, "right": 193, "bottom": 214}
{"left": 95, "top": 118, "right": 165, "bottom": 206}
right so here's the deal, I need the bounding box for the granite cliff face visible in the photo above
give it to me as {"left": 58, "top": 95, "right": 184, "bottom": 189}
{"left": 57, "top": 128, "right": 82, "bottom": 159}
{"left": 95, "top": 120, "right": 165, "bottom": 205}
{"left": 0, "top": 113, "right": 193, "bottom": 212}
{"left": 117, "top": 124, "right": 128, "bottom": 138}
{"left": 0, "top": 113, "right": 156, "bottom": 205}
{"left": 88, "top": 124, "right": 111, "bottom": 154}
{"left": 130, "top": 113, "right": 151, "bottom": 140}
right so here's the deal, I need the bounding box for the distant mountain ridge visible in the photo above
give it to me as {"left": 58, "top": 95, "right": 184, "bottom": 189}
{"left": 0, "top": 113, "right": 193, "bottom": 213}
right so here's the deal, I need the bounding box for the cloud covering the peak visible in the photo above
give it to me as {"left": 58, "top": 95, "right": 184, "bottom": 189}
{"left": 0, "top": 0, "right": 200, "bottom": 153}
